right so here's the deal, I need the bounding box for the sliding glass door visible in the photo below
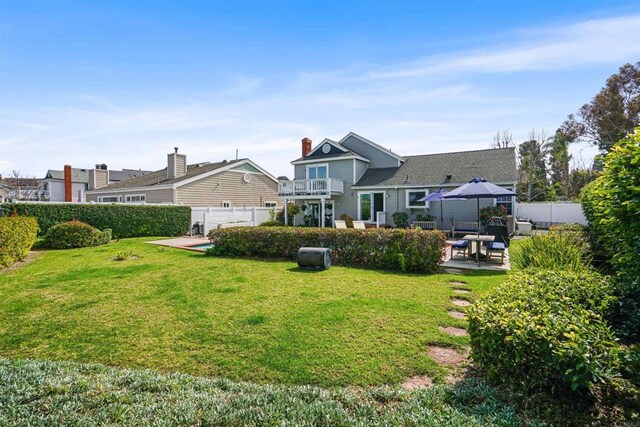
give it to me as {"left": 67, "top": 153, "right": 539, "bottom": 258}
{"left": 359, "top": 192, "right": 385, "bottom": 222}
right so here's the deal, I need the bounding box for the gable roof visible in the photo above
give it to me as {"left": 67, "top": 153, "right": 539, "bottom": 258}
{"left": 354, "top": 147, "right": 517, "bottom": 187}
{"left": 88, "top": 158, "right": 278, "bottom": 192}
{"left": 339, "top": 132, "right": 405, "bottom": 162}
{"left": 45, "top": 168, "right": 90, "bottom": 183}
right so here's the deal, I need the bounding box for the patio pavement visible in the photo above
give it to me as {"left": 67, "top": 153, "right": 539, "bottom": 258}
{"left": 146, "top": 237, "right": 210, "bottom": 251}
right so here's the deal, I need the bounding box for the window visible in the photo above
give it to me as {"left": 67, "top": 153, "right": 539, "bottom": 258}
{"left": 222, "top": 201, "right": 231, "bottom": 208}
{"left": 358, "top": 192, "right": 385, "bottom": 222}
{"left": 306, "top": 164, "right": 328, "bottom": 180}
{"left": 264, "top": 201, "right": 277, "bottom": 208}
{"left": 125, "top": 194, "right": 146, "bottom": 203}
{"left": 97, "top": 195, "right": 121, "bottom": 203}
{"left": 406, "top": 189, "right": 428, "bottom": 209}
{"left": 495, "top": 196, "right": 513, "bottom": 215}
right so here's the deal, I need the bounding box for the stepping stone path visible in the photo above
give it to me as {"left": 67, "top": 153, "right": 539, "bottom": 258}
{"left": 439, "top": 326, "right": 468, "bottom": 337}
{"left": 449, "top": 281, "right": 467, "bottom": 286}
{"left": 401, "top": 375, "right": 433, "bottom": 390}
{"left": 427, "top": 346, "right": 467, "bottom": 365}
{"left": 451, "top": 298, "right": 472, "bottom": 307}
{"left": 448, "top": 310, "right": 466, "bottom": 319}
{"left": 453, "top": 289, "right": 470, "bottom": 294}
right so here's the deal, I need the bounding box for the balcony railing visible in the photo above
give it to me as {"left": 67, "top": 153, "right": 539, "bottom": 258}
{"left": 278, "top": 178, "right": 344, "bottom": 197}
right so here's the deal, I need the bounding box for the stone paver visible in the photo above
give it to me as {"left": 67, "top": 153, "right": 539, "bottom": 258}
{"left": 401, "top": 375, "right": 433, "bottom": 390}
{"left": 440, "top": 326, "right": 468, "bottom": 337}
{"left": 448, "top": 310, "right": 466, "bottom": 319}
{"left": 451, "top": 298, "right": 472, "bottom": 307}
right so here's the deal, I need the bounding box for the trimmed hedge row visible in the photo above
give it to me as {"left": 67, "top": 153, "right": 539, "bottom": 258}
{"left": 469, "top": 270, "right": 619, "bottom": 393}
{"left": 0, "top": 216, "right": 39, "bottom": 268}
{"left": 1, "top": 203, "right": 191, "bottom": 238}
{"left": 43, "top": 220, "right": 112, "bottom": 249}
{"left": 207, "top": 226, "right": 445, "bottom": 273}
{"left": 581, "top": 129, "right": 640, "bottom": 341}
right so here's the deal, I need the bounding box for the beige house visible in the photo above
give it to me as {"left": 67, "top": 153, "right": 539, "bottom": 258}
{"left": 86, "top": 149, "right": 282, "bottom": 208}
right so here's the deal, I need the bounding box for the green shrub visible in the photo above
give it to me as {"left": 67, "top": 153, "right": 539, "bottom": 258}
{"left": 207, "top": 226, "right": 445, "bottom": 273}
{"left": 1, "top": 203, "right": 190, "bottom": 238}
{"left": 510, "top": 233, "right": 590, "bottom": 272}
{"left": 391, "top": 212, "right": 409, "bottom": 228}
{"left": 275, "top": 203, "right": 300, "bottom": 224}
{"left": 469, "top": 270, "right": 619, "bottom": 393}
{"left": 414, "top": 213, "right": 435, "bottom": 222}
{"left": 479, "top": 205, "right": 507, "bottom": 225}
{"left": 339, "top": 213, "right": 354, "bottom": 228}
{"left": 0, "top": 216, "right": 39, "bottom": 268}
{"left": 260, "top": 220, "right": 283, "bottom": 226}
{"left": 113, "top": 249, "right": 136, "bottom": 261}
{"left": 581, "top": 129, "right": 640, "bottom": 341}
{"left": 43, "top": 220, "right": 111, "bottom": 249}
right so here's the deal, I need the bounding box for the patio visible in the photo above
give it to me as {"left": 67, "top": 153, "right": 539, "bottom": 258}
{"left": 441, "top": 238, "right": 511, "bottom": 272}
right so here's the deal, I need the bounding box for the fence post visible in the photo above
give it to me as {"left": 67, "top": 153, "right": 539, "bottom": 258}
{"left": 252, "top": 207, "right": 257, "bottom": 225}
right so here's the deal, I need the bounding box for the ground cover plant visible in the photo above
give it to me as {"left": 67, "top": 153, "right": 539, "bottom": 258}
{"left": 0, "top": 238, "right": 501, "bottom": 387}
{"left": 0, "top": 216, "right": 38, "bottom": 268}
{"left": 0, "top": 358, "right": 521, "bottom": 426}
{"left": 207, "top": 226, "right": 445, "bottom": 273}
{"left": 1, "top": 202, "right": 190, "bottom": 238}
{"left": 509, "top": 232, "right": 590, "bottom": 272}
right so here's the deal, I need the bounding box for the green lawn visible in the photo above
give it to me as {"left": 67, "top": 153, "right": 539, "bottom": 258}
{"left": 0, "top": 238, "right": 506, "bottom": 387}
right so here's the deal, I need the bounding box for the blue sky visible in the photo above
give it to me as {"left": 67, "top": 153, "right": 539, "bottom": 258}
{"left": 1, "top": 1, "right": 639, "bottom": 178}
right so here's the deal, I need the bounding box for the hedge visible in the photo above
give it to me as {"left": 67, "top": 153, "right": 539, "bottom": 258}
{"left": 43, "top": 220, "right": 112, "bottom": 249}
{"left": 1, "top": 203, "right": 191, "bottom": 238}
{"left": 469, "top": 270, "right": 619, "bottom": 393}
{"left": 581, "top": 128, "right": 640, "bottom": 341}
{"left": 0, "top": 216, "right": 39, "bottom": 268}
{"left": 207, "top": 226, "right": 445, "bottom": 273}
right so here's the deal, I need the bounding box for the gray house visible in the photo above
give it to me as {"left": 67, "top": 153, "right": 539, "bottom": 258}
{"left": 279, "top": 132, "right": 517, "bottom": 230}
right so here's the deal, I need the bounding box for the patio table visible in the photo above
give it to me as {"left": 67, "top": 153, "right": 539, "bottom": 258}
{"left": 462, "top": 234, "right": 495, "bottom": 263}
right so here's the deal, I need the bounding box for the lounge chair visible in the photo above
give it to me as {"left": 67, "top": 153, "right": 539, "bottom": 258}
{"left": 450, "top": 240, "right": 469, "bottom": 261}
{"left": 334, "top": 220, "right": 347, "bottom": 229}
{"left": 353, "top": 221, "right": 366, "bottom": 230}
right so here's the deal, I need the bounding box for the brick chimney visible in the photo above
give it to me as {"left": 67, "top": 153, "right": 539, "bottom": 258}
{"left": 302, "top": 137, "right": 312, "bottom": 158}
{"left": 167, "top": 147, "right": 187, "bottom": 179}
{"left": 64, "top": 165, "right": 72, "bottom": 202}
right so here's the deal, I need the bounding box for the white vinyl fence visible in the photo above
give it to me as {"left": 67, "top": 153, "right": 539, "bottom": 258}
{"left": 515, "top": 202, "right": 586, "bottom": 226}
{"left": 191, "top": 207, "right": 277, "bottom": 235}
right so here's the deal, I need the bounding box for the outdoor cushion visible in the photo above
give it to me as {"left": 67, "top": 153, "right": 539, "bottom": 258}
{"left": 488, "top": 242, "right": 506, "bottom": 251}
{"left": 452, "top": 240, "right": 469, "bottom": 249}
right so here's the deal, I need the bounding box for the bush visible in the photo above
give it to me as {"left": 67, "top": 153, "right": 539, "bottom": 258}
{"left": 414, "top": 213, "right": 435, "bottom": 222}
{"left": 275, "top": 203, "right": 300, "bottom": 224}
{"left": 113, "top": 249, "right": 136, "bottom": 261}
{"left": 1, "top": 203, "right": 190, "bottom": 238}
{"left": 479, "top": 205, "right": 507, "bottom": 225}
{"left": 581, "top": 129, "right": 640, "bottom": 341}
{"left": 43, "top": 220, "right": 112, "bottom": 249}
{"left": 510, "top": 232, "right": 590, "bottom": 272}
{"left": 207, "top": 226, "right": 445, "bottom": 273}
{"left": 0, "top": 216, "right": 39, "bottom": 268}
{"left": 469, "top": 270, "right": 619, "bottom": 393}
{"left": 391, "top": 212, "right": 409, "bottom": 228}
{"left": 260, "top": 220, "right": 283, "bottom": 226}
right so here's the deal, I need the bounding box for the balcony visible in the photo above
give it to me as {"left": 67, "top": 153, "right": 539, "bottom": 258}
{"left": 278, "top": 178, "right": 344, "bottom": 198}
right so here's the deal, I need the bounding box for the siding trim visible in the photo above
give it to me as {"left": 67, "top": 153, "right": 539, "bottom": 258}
{"left": 352, "top": 181, "right": 518, "bottom": 190}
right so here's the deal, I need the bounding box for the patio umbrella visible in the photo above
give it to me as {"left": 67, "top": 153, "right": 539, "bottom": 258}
{"left": 417, "top": 189, "right": 465, "bottom": 228}
{"left": 442, "top": 177, "right": 516, "bottom": 236}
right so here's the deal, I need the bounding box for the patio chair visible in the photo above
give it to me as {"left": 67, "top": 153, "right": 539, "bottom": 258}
{"left": 487, "top": 241, "right": 506, "bottom": 263}
{"left": 353, "top": 221, "right": 366, "bottom": 230}
{"left": 334, "top": 220, "right": 347, "bottom": 229}
{"left": 450, "top": 240, "right": 469, "bottom": 261}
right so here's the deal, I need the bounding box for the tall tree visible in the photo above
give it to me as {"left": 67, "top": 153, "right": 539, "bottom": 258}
{"left": 548, "top": 131, "right": 572, "bottom": 199}
{"left": 560, "top": 62, "right": 640, "bottom": 153}
{"left": 491, "top": 129, "right": 514, "bottom": 149}
{"left": 516, "top": 129, "right": 550, "bottom": 202}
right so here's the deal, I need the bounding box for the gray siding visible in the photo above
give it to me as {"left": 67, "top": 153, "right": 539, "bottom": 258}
{"left": 294, "top": 164, "right": 306, "bottom": 180}
{"left": 177, "top": 170, "right": 281, "bottom": 207}
{"left": 176, "top": 154, "right": 187, "bottom": 177}
{"left": 355, "top": 159, "right": 368, "bottom": 183}
{"left": 86, "top": 188, "right": 174, "bottom": 203}
{"left": 340, "top": 135, "right": 400, "bottom": 168}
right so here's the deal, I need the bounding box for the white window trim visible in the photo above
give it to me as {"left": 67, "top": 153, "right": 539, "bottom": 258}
{"left": 305, "top": 163, "right": 329, "bottom": 180}
{"left": 125, "top": 194, "right": 146, "bottom": 203}
{"left": 493, "top": 195, "right": 514, "bottom": 215}
{"left": 405, "top": 189, "right": 429, "bottom": 209}
{"left": 222, "top": 201, "right": 232, "bottom": 208}
{"left": 264, "top": 201, "right": 278, "bottom": 208}
{"left": 97, "top": 195, "right": 122, "bottom": 203}
{"left": 357, "top": 191, "right": 386, "bottom": 222}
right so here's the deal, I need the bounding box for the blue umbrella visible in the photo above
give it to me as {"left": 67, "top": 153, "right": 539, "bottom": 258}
{"left": 417, "top": 189, "right": 465, "bottom": 228}
{"left": 442, "top": 177, "right": 516, "bottom": 236}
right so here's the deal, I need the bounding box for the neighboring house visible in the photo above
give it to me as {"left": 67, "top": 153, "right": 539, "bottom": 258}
{"left": 43, "top": 165, "right": 152, "bottom": 202}
{"left": 279, "top": 132, "right": 517, "bottom": 230}
{"left": 0, "top": 176, "right": 45, "bottom": 202}
{"left": 86, "top": 149, "right": 282, "bottom": 208}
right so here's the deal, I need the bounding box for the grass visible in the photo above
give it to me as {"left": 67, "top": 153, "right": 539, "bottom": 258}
{"left": 0, "top": 358, "right": 521, "bottom": 426}
{"left": 0, "top": 238, "right": 506, "bottom": 387}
